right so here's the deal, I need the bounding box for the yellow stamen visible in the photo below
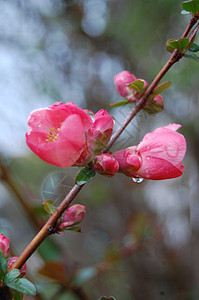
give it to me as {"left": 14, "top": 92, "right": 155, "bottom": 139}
{"left": 46, "top": 126, "right": 60, "bottom": 143}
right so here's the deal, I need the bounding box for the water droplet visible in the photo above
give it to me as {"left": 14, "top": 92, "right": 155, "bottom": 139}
{"left": 165, "top": 141, "right": 178, "bottom": 157}
{"left": 132, "top": 177, "right": 144, "bottom": 183}
{"left": 146, "top": 156, "right": 150, "bottom": 160}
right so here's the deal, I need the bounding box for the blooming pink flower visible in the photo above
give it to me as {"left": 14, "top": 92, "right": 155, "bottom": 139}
{"left": 113, "top": 124, "right": 186, "bottom": 180}
{"left": 114, "top": 70, "right": 137, "bottom": 98}
{"left": 59, "top": 204, "right": 86, "bottom": 229}
{"left": 8, "top": 257, "right": 27, "bottom": 277}
{"left": 26, "top": 103, "right": 114, "bottom": 167}
{"left": 0, "top": 234, "right": 10, "bottom": 258}
{"left": 94, "top": 153, "right": 119, "bottom": 177}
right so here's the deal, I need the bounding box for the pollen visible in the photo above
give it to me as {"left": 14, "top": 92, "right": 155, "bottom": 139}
{"left": 46, "top": 127, "right": 61, "bottom": 142}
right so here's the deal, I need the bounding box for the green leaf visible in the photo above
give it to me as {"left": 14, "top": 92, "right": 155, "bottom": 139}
{"left": 11, "top": 290, "right": 23, "bottom": 300}
{"left": 74, "top": 267, "right": 98, "bottom": 286}
{"left": 127, "top": 80, "right": 145, "bottom": 94}
{"left": 184, "top": 52, "right": 199, "bottom": 61}
{"left": 75, "top": 167, "right": 95, "bottom": 185}
{"left": 64, "top": 226, "right": 81, "bottom": 232}
{"left": 109, "top": 100, "right": 130, "bottom": 108}
{"left": 182, "top": 0, "right": 199, "bottom": 16}
{"left": 150, "top": 81, "right": 171, "bottom": 98}
{"left": 0, "top": 252, "right": 7, "bottom": 274}
{"left": 189, "top": 42, "right": 199, "bottom": 52}
{"left": 7, "top": 278, "right": 36, "bottom": 296}
{"left": 42, "top": 200, "right": 57, "bottom": 215}
{"left": 166, "top": 38, "right": 189, "bottom": 52}
{"left": 0, "top": 267, "right": 5, "bottom": 281}
{"left": 4, "top": 269, "right": 20, "bottom": 285}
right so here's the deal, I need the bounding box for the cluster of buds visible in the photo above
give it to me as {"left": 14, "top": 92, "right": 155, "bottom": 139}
{"left": 114, "top": 70, "right": 164, "bottom": 113}
{"left": 0, "top": 234, "right": 27, "bottom": 277}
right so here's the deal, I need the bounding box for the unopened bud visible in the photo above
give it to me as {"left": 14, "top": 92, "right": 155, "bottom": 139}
{"left": 87, "top": 110, "right": 114, "bottom": 153}
{"left": 94, "top": 153, "right": 119, "bottom": 177}
{"left": 144, "top": 94, "right": 164, "bottom": 114}
{"left": 0, "top": 234, "right": 10, "bottom": 258}
{"left": 59, "top": 204, "right": 86, "bottom": 229}
{"left": 8, "top": 257, "right": 27, "bottom": 277}
{"left": 113, "top": 147, "right": 141, "bottom": 177}
{"left": 114, "top": 70, "right": 137, "bottom": 98}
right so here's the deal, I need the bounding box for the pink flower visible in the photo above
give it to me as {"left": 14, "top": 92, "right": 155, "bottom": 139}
{"left": 26, "top": 103, "right": 114, "bottom": 167}
{"left": 0, "top": 234, "right": 10, "bottom": 258}
{"left": 113, "top": 124, "right": 186, "bottom": 180}
{"left": 114, "top": 70, "right": 137, "bottom": 98}
{"left": 86, "top": 109, "right": 114, "bottom": 153}
{"left": 8, "top": 257, "right": 27, "bottom": 277}
{"left": 59, "top": 204, "right": 86, "bottom": 229}
{"left": 26, "top": 102, "right": 92, "bottom": 167}
{"left": 94, "top": 153, "right": 119, "bottom": 177}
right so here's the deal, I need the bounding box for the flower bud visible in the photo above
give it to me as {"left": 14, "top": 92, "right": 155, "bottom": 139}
{"left": 94, "top": 153, "right": 119, "bottom": 177}
{"left": 114, "top": 70, "right": 137, "bottom": 98}
{"left": 59, "top": 204, "right": 86, "bottom": 229}
{"left": 0, "top": 234, "right": 10, "bottom": 258}
{"left": 87, "top": 110, "right": 114, "bottom": 153}
{"left": 144, "top": 94, "right": 164, "bottom": 114}
{"left": 113, "top": 147, "right": 141, "bottom": 177}
{"left": 8, "top": 257, "right": 27, "bottom": 277}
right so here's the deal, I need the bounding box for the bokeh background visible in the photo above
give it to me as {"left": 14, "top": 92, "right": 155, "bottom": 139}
{"left": 0, "top": 0, "right": 199, "bottom": 299}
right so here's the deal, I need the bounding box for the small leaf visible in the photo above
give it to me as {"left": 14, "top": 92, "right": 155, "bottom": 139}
{"left": 75, "top": 167, "right": 95, "bottom": 185}
{"left": 184, "top": 52, "right": 199, "bottom": 61}
{"left": 11, "top": 290, "right": 23, "bottom": 300}
{"left": 127, "top": 80, "right": 145, "bottom": 94}
{"left": 4, "top": 269, "right": 20, "bottom": 285}
{"left": 0, "top": 252, "right": 7, "bottom": 274}
{"left": 74, "top": 267, "right": 98, "bottom": 286}
{"left": 150, "top": 81, "right": 171, "bottom": 98}
{"left": 166, "top": 38, "right": 189, "bottom": 52}
{"left": 182, "top": 0, "right": 199, "bottom": 16}
{"left": 0, "top": 267, "right": 5, "bottom": 281}
{"left": 7, "top": 278, "right": 36, "bottom": 296}
{"left": 64, "top": 226, "right": 81, "bottom": 232}
{"left": 189, "top": 43, "right": 199, "bottom": 52}
{"left": 109, "top": 100, "right": 129, "bottom": 108}
{"left": 42, "top": 200, "right": 57, "bottom": 215}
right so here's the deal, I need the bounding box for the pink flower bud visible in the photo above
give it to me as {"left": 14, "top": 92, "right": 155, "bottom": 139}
{"left": 8, "top": 257, "right": 27, "bottom": 277}
{"left": 86, "top": 109, "right": 114, "bottom": 153}
{"left": 94, "top": 153, "right": 119, "bottom": 177}
{"left": 113, "top": 124, "right": 186, "bottom": 180}
{"left": 153, "top": 94, "right": 164, "bottom": 109}
{"left": 144, "top": 94, "right": 164, "bottom": 114}
{"left": 0, "top": 234, "right": 10, "bottom": 258}
{"left": 114, "top": 70, "right": 137, "bottom": 98}
{"left": 59, "top": 204, "right": 86, "bottom": 229}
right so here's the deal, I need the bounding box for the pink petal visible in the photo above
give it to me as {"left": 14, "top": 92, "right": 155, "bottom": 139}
{"left": 135, "top": 157, "right": 183, "bottom": 180}
{"left": 137, "top": 124, "right": 186, "bottom": 167}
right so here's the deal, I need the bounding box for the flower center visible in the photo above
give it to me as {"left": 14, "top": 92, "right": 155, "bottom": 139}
{"left": 46, "top": 127, "right": 60, "bottom": 142}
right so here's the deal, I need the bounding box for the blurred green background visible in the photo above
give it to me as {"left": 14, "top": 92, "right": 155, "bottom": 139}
{"left": 0, "top": 0, "right": 199, "bottom": 299}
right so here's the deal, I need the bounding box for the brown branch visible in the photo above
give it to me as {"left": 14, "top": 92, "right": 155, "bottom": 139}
{"left": 8, "top": 16, "right": 198, "bottom": 280}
